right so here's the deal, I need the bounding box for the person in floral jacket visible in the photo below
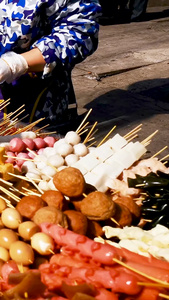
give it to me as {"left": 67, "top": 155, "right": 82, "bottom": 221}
{"left": 0, "top": 0, "right": 101, "bottom": 132}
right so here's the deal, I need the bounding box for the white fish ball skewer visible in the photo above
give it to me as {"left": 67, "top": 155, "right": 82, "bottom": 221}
{"left": 65, "top": 154, "right": 79, "bottom": 166}
{"left": 73, "top": 143, "right": 88, "bottom": 157}
{"left": 38, "top": 180, "right": 50, "bottom": 191}
{"left": 41, "top": 166, "right": 57, "bottom": 177}
{"left": 47, "top": 154, "right": 65, "bottom": 168}
{"left": 42, "top": 147, "right": 58, "bottom": 158}
{"left": 65, "top": 131, "right": 81, "bottom": 145}
{"left": 56, "top": 143, "right": 73, "bottom": 157}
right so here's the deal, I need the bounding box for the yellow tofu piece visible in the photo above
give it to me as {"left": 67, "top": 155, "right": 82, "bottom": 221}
{"left": 0, "top": 147, "right": 6, "bottom": 164}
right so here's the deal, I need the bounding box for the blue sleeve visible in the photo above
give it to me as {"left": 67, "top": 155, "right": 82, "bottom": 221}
{"left": 32, "top": 0, "right": 101, "bottom": 75}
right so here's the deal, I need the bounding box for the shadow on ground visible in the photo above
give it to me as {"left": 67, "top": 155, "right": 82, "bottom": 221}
{"left": 83, "top": 78, "right": 169, "bottom": 128}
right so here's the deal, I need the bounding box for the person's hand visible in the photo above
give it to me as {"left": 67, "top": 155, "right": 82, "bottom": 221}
{"left": 0, "top": 52, "right": 28, "bottom": 84}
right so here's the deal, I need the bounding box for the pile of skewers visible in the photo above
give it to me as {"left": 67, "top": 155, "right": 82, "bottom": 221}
{"left": 0, "top": 101, "right": 169, "bottom": 299}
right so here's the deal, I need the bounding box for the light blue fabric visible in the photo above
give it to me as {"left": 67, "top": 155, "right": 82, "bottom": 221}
{"left": 0, "top": 0, "right": 101, "bottom": 77}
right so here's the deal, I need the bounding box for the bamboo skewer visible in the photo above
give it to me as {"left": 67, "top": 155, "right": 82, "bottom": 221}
{"left": 141, "top": 130, "right": 158, "bottom": 145}
{"left": 83, "top": 121, "right": 98, "bottom": 144}
{"left": 97, "top": 125, "right": 117, "bottom": 147}
{"left": 126, "top": 134, "right": 138, "bottom": 143}
{"left": 0, "top": 186, "right": 21, "bottom": 202}
{"left": 151, "top": 146, "right": 168, "bottom": 158}
{"left": 76, "top": 122, "right": 89, "bottom": 134}
{"left": 76, "top": 108, "right": 92, "bottom": 133}
{"left": 160, "top": 154, "right": 169, "bottom": 162}
{"left": 78, "top": 128, "right": 89, "bottom": 136}
{"left": 123, "top": 124, "right": 142, "bottom": 139}
{"left": 113, "top": 258, "right": 169, "bottom": 287}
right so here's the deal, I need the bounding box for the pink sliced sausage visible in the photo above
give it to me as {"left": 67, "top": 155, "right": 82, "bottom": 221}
{"left": 40, "top": 223, "right": 121, "bottom": 266}
{"left": 9, "top": 138, "right": 25, "bottom": 153}
{"left": 44, "top": 136, "right": 56, "bottom": 147}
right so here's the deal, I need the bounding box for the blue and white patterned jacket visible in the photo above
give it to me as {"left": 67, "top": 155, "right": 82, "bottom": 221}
{"left": 0, "top": 0, "right": 101, "bottom": 129}
{"left": 0, "top": 0, "right": 101, "bottom": 77}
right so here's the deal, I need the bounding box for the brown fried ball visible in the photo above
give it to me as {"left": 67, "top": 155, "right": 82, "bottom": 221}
{"left": 16, "top": 195, "right": 46, "bottom": 219}
{"left": 114, "top": 196, "right": 141, "bottom": 224}
{"left": 41, "top": 190, "right": 69, "bottom": 210}
{"left": 32, "top": 206, "right": 68, "bottom": 228}
{"left": 113, "top": 203, "right": 132, "bottom": 228}
{"left": 80, "top": 191, "right": 116, "bottom": 221}
{"left": 86, "top": 220, "right": 104, "bottom": 239}
{"left": 53, "top": 167, "right": 85, "bottom": 197}
{"left": 64, "top": 210, "right": 88, "bottom": 235}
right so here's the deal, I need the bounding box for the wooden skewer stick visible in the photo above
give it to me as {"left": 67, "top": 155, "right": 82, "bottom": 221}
{"left": 22, "top": 187, "right": 42, "bottom": 197}
{"left": 0, "top": 194, "right": 15, "bottom": 208}
{"left": 141, "top": 130, "right": 158, "bottom": 145}
{"left": 137, "top": 281, "right": 169, "bottom": 288}
{"left": 26, "top": 176, "right": 43, "bottom": 194}
{"left": 126, "top": 134, "right": 138, "bottom": 143}
{"left": 151, "top": 146, "right": 168, "bottom": 158}
{"left": 8, "top": 104, "right": 25, "bottom": 118}
{"left": 87, "top": 140, "right": 97, "bottom": 148}
{"left": 78, "top": 128, "right": 89, "bottom": 136}
{"left": 9, "top": 109, "right": 25, "bottom": 122}
{"left": 83, "top": 121, "right": 98, "bottom": 144}
{"left": 76, "top": 108, "right": 92, "bottom": 133}
{"left": 160, "top": 154, "right": 169, "bottom": 162}
{"left": 126, "top": 128, "right": 142, "bottom": 141}
{"left": 110, "top": 217, "right": 121, "bottom": 227}
{"left": 37, "top": 131, "right": 57, "bottom": 136}
{"left": 18, "top": 118, "right": 45, "bottom": 132}
{"left": 159, "top": 293, "right": 169, "bottom": 299}
{"left": 0, "top": 178, "right": 13, "bottom": 186}
{"left": 76, "top": 122, "right": 89, "bottom": 134}
{"left": 8, "top": 172, "right": 42, "bottom": 183}
{"left": 86, "top": 136, "right": 95, "bottom": 143}
{"left": 34, "top": 124, "right": 50, "bottom": 133}
{"left": 0, "top": 101, "right": 10, "bottom": 112}
{"left": 4, "top": 155, "right": 35, "bottom": 162}
{"left": 0, "top": 98, "right": 10, "bottom": 108}
{"left": 0, "top": 186, "right": 21, "bottom": 202}
{"left": 97, "top": 125, "right": 116, "bottom": 147}
{"left": 123, "top": 124, "right": 142, "bottom": 139}
{"left": 113, "top": 258, "right": 169, "bottom": 287}
{"left": 9, "top": 186, "right": 28, "bottom": 197}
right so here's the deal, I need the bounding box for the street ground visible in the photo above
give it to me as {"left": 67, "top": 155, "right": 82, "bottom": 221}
{"left": 72, "top": 5, "right": 169, "bottom": 158}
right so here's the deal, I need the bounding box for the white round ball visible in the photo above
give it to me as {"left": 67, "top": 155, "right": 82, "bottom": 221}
{"left": 41, "top": 165, "right": 57, "bottom": 177}
{"left": 21, "top": 161, "right": 37, "bottom": 172}
{"left": 42, "top": 147, "right": 58, "bottom": 158}
{"left": 25, "top": 172, "right": 41, "bottom": 181}
{"left": 65, "top": 154, "right": 79, "bottom": 166}
{"left": 53, "top": 138, "right": 66, "bottom": 149}
{"left": 38, "top": 180, "right": 49, "bottom": 191}
{"left": 73, "top": 143, "right": 88, "bottom": 157}
{"left": 65, "top": 131, "right": 81, "bottom": 145}
{"left": 57, "top": 143, "right": 73, "bottom": 157}
{"left": 47, "top": 154, "right": 65, "bottom": 168}
{"left": 47, "top": 179, "right": 58, "bottom": 190}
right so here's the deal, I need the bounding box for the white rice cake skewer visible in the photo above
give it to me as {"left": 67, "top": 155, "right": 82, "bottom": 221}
{"left": 84, "top": 172, "right": 108, "bottom": 193}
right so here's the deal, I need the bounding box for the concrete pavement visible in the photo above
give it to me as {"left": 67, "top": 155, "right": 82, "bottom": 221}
{"left": 72, "top": 5, "right": 169, "bottom": 158}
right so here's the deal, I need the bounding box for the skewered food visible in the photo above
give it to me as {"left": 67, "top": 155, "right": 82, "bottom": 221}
{"left": 16, "top": 195, "right": 46, "bottom": 219}
{"left": 64, "top": 210, "right": 88, "bottom": 235}
{"left": 80, "top": 191, "right": 116, "bottom": 221}
{"left": 53, "top": 167, "right": 85, "bottom": 197}
{"left": 32, "top": 206, "right": 68, "bottom": 228}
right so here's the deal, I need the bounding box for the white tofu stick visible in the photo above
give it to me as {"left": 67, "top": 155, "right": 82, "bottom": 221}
{"left": 71, "top": 160, "right": 88, "bottom": 175}
{"left": 79, "top": 153, "right": 101, "bottom": 172}
{"left": 84, "top": 172, "right": 108, "bottom": 192}
{"left": 91, "top": 143, "right": 115, "bottom": 162}
{"left": 106, "top": 133, "right": 127, "bottom": 151}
